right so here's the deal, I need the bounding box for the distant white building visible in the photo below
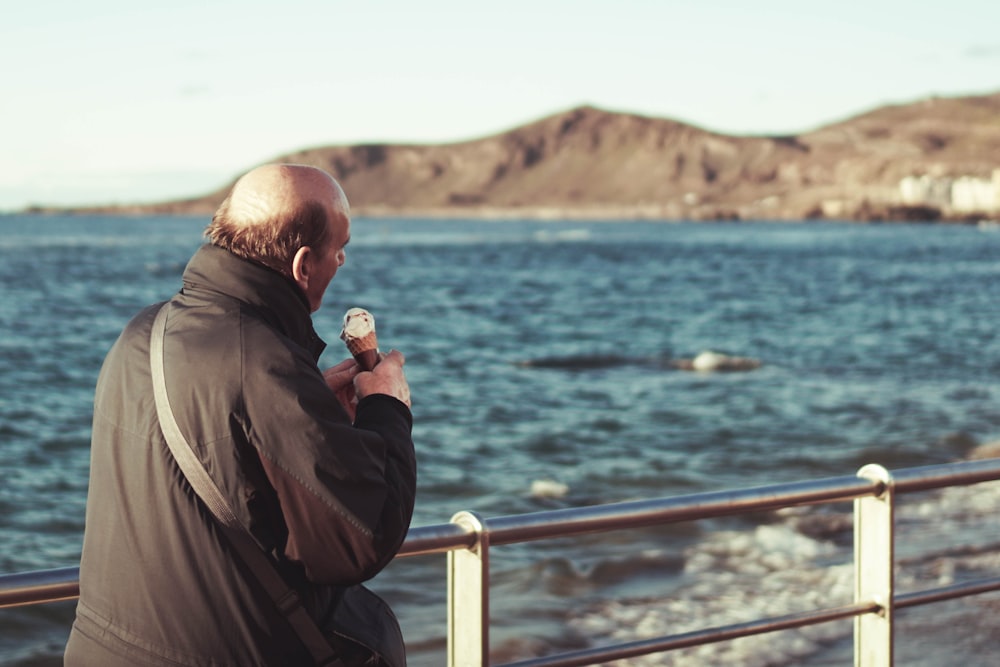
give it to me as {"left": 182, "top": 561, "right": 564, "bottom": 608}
{"left": 899, "top": 169, "right": 999, "bottom": 213}
{"left": 899, "top": 175, "right": 951, "bottom": 206}
{"left": 952, "top": 176, "right": 996, "bottom": 212}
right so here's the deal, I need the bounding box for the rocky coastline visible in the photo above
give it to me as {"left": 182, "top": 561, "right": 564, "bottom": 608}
{"left": 26, "top": 91, "right": 1000, "bottom": 224}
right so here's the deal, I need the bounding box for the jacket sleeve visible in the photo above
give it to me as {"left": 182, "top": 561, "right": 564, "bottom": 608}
{"left": 245, "top": 339, "right": 416, "bottom": 586}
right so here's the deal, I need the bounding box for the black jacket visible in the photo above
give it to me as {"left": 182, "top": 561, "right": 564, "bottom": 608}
{"left": 65, "top": 244, "right": 416, "bottom": 666}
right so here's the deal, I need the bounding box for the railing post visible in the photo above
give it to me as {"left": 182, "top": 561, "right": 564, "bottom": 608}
{"left": 854, "top": 464, "right": 895, "bottom": 667}
{"left": 448, "top": 511, "right": 490, "bottom": 667}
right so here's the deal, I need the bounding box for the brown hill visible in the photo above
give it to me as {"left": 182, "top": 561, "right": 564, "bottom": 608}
{"left": 64, "top": 91, "right": 1000, "bottom": 221}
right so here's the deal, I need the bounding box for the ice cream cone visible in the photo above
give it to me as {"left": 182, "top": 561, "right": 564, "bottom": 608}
{"left": 340, "top": 307, "right": 379, "bottom": 371}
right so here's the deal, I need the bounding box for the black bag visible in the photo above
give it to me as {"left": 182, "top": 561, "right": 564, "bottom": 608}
{"left": 308, "top": 584, "right": 406, "bottom": 667}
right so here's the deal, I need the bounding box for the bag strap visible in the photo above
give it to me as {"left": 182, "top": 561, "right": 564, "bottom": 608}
{"left": 150, "top": 303, "right": 343, "bottom": 667}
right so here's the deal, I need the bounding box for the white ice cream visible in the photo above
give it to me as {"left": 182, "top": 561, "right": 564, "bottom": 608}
{"left": 340, "top": 307, "right": 375, "bottom": 341}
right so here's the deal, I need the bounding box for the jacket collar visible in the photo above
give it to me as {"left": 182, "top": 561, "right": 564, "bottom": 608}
{"left": 180, "top": 244, "right": 327, "bottom": 359}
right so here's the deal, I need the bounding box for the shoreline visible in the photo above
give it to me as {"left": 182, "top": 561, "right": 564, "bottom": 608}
{"left": 9, "top": 205, "right": 996, "bottom": 225}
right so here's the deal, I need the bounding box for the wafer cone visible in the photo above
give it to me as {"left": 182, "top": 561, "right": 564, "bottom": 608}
{"left": 345, "top": 331, "right": 379, "bottom": 371}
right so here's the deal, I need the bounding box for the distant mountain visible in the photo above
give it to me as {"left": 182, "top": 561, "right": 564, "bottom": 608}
{"left": 49, "top": 91, "right": 1000, "bottom": 221}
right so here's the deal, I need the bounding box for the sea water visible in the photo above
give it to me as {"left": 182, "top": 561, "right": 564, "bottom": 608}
{"left": 1, "top": 215, "right": 998, "bottom": 665}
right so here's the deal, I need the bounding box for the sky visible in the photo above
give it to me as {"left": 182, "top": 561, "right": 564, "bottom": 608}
{"left": 2, "top": 0, "right": 999, "bottom": 211}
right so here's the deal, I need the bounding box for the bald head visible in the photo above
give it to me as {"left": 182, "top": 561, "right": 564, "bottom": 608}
{"left": 226, "top": 164, "right": 348, "bottom": 227}
{"left": 206, "top": 164, "right": 350, "bottom": 281}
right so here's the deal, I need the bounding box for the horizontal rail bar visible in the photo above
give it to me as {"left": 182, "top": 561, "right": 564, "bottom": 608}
{"left": 481, "top": 458, "right": 1000, "bottom": 548}
{"left": 499, "top": 601, "right": 881, "bottom": 667}
{"left": 891, "top": 458, "right": 1000, "bottom": 494}
{"left": 483, "top": 474, "right": 879, "bottom": 547}
{"left": 397, "top": 522, "right": 477, "bottom": 557}
{"left": 501, "top": 574, "right": 1000, "bottom": 667}
{"left": 0, "top": 567, "right": 79, "bottom": 608}
{"left": 0, "top": 521, "right": 481, "bottom": 608}
{"left": 895, "top": 576, "right": 1000, "bottom": 609}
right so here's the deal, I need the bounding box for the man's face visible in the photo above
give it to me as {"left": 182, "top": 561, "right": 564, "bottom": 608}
{"left": 304, "top": 210, "right": 350, "bottom": 312}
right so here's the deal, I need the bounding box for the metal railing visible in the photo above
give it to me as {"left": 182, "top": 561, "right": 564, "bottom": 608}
{"left": 4, "top": 458, "right": 1000, "bottom": 666}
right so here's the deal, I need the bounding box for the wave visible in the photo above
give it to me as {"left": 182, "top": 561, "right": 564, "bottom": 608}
{"left": 560, "top": 464, "right": 1000, "bottom": 666}
{"left": 529, "top": 478, "right": 570, "bottom": 499}
{"left": 515, "top": 353, "right": 636, "bottom": 370}
{"left": 670, "top": 350, "right": 762, "bottom": 372}
{"left": 532, "top": 228, "right": 592, "bottom": 242}
{"left": 515, "top": 350, "right": 762, "bottom": 372}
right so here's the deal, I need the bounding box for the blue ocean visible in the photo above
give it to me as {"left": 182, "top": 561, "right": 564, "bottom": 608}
{"left": 1, "top": 215, "right": 998, "bottom": 665}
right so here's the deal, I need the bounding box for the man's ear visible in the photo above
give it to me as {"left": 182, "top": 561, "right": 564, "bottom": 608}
{"left": 291, "top": 246, "right": 311, "bottom": 294}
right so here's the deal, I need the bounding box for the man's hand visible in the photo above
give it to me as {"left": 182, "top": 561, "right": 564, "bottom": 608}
{"left": 323, "top": 357, "right": 361, "bottom": 420}
{"left": 355, "top": 350, "right": 411, "bottom": 408}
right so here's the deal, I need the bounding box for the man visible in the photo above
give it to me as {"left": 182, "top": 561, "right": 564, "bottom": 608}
{"left": 65, "top": 164, "right": 416, "bottom": 666}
